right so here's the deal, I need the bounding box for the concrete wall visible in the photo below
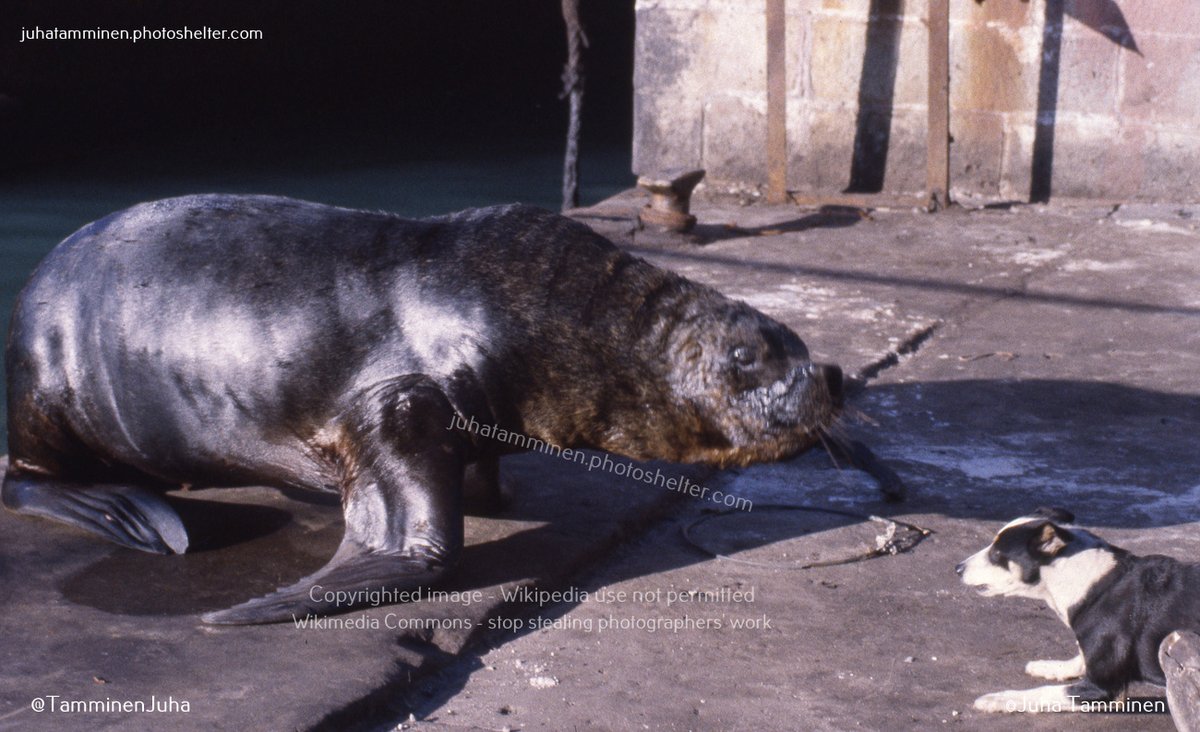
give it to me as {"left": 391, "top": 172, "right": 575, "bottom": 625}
{"left": 633, "top": 0, "right": 1200, "bottom": 202}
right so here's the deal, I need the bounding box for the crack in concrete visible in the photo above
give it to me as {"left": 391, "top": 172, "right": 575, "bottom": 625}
{"left": 851, "top": 320, "right": 942, "bottom": 394}
{"left": 850, "top": 248, "right": 1069, "bottom": 393}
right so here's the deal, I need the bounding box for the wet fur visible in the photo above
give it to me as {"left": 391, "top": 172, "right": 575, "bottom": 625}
{"left": 3, "top": 194, "right": 842, "bottom": 623}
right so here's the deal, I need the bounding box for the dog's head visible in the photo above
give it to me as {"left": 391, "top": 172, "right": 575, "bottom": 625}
{"left": 956, "top": 507, "right": 1106, "bottom": 601}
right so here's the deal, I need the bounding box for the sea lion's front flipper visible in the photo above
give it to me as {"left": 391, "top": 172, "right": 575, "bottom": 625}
{"left": 202, "top": 376, "right": 466, "bottom": 625}
{"left": 1, "top": 473, "right": 188, "bottom": 554}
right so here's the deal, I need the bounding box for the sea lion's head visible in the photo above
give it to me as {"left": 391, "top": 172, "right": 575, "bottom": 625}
{"left": 524, "top": 256, "right": 843, "bottom": 468}
{"left": 654, "top": 295, "right": 842, "bottom": 467}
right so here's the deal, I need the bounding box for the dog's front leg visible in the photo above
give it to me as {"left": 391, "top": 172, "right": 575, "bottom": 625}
{"left": 974, "top": 680, "right": 1107, "bottom": 713}
{"left": 1026, "top": 651, "right": 1086, "bottom": 681}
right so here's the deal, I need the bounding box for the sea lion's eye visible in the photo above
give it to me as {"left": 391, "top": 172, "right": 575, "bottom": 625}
{"left": 730, "top": 345, "right": 757, "bottom": 368}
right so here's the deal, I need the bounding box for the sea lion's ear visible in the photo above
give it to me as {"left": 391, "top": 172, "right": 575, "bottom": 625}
{"left": 1035, "top": 522, "right": 1068, "bottom": 558}
{"left": 1032, "top": 506, "right": 1074, "bottom": 524}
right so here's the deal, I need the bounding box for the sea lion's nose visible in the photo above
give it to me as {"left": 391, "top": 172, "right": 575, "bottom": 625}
{"left": 824, "top": 364, "right": 843, "bottom": 400}
{"left": 812, "top": 363, "right": 842, "bottom": 404}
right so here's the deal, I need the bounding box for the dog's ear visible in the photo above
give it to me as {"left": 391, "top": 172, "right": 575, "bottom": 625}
{"left": 1034, "top": 522, "right": 1069, "bottom": 558}
{"left": 1032, "top": 506, "right": 1074, "bottom": 524}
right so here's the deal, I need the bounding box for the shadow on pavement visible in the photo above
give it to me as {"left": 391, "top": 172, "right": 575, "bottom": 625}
{"left": 6, "top": 375, "right": 1194, "bottom": 730}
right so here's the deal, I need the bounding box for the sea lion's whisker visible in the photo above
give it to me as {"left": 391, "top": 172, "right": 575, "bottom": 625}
{"left": 822, "top": 418, "right": 852, "bottom": 443}
{"left": 815, "top": 429, "right": 842, "bottom": 469}
{"left": 841, "top": 405, "right": 879, "bottom": 426}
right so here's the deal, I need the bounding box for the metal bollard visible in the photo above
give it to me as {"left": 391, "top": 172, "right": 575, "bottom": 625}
{"left": 637, "top": 169, "right": 706, "bottom": 233}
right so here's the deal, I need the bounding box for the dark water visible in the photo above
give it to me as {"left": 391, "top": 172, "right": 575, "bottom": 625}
{"left": 0, "top": 140, "right": 634, "bottom": 444}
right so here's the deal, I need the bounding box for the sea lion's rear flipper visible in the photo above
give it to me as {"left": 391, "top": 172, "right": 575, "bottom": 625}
{"left": 200, "top": 545, "right": 446, "bottom": 624}
{"left": 1, "top": 473, "right": 188, "bottom": 554}
{"left": 202, "top": 376, "right": 467, "bottom": 625}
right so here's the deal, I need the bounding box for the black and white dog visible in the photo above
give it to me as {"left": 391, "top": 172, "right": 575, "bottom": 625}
{"left": 958, "top": 507, "right": 1200, "bottom": 712}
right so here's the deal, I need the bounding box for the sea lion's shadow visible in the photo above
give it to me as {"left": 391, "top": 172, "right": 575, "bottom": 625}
{"left": 58, "top": 496, "right": 334, "bottom": 617}
{"left": 57, "top": 378, "right": 1200, "bottom": 622}
{"left": 307, "top": 376, "right": 1200, "bottom": 728}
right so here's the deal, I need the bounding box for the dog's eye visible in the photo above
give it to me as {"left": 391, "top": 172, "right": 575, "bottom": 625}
{"left": 987, "top": 546, "right": 1007, "bottom": 567}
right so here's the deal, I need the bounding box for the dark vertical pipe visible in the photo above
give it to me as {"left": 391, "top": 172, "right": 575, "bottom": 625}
{"left": 846, "top": 0, "right": 903, "bottom": 193}
{"left": 561, "top": 0, "right": 588, "bottom": 211}
{"left": 1029, "top": 0, "right": 1063, "bottom": 203}
{"left": 926, "top": 0, "right": 951, "bottom": 209}
{"left": 766, "top": 0, "right": 788, "bottom": 203}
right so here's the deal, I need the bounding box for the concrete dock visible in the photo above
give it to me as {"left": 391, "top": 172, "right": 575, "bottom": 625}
{"left": 1, "top": 192, "right": 1197, "bottom": 731}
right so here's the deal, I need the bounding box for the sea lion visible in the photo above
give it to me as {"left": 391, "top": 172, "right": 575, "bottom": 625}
{"left": 2, "top": 194, "right": 843, "bottom": 624}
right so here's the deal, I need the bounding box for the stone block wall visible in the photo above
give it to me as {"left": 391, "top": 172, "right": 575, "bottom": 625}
{"left": 633, "top": 0, "right": 1200, "bottom": 202}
